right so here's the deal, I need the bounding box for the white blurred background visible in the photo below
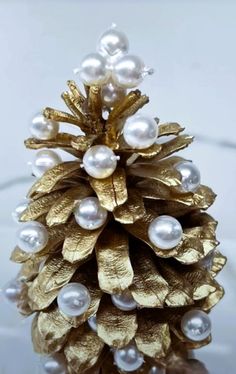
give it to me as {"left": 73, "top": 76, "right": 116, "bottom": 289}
{"left": 0, "top": 0, "right": 236, "bottom": 373}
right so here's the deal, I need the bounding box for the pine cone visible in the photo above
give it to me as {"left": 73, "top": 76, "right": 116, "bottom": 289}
{"left": 10, "top": 81, "right": 226, "bottom": 373}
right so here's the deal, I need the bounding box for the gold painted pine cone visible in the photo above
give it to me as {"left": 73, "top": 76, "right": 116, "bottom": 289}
{"left": 11, "top": 82, "right": 226, "bottom": 373}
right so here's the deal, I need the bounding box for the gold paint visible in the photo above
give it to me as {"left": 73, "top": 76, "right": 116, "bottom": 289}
{"left": 113, "top": 189, "right": 146, "bottom": 224}
{"left": 158, "top": 122, "right": 185, "bottom": 137}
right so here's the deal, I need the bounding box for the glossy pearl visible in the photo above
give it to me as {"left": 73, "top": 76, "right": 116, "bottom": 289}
{"left": 149, "top": 366, "right": 165, "bottom": 374}
{"left": 123, "top": 114, "right": 158, "bottom": 149}
{"left": 42, "top": 354, "right": 67, "bottom": 374}
{"left": 32, "top": 150, "right": 62, "bottom": 178}
{"left": 57, "top": 282, "right": 91, "bottom": 317}
{"left": 30, "top": 113, "right": 59, "bottom": 140}
{"left": 88, "top": 314, "right": 97, "bottom": 332}
{"left": 112, "top": 55, "right": 145, "bottom": 88}
{"left": 2, "top": 278, "right": 22, "bottom": 304}
{"left": 74, "top": 197, "right": 107, "bottom": 230}
{"left": 114, "top": 344, "right": 144, "bottom": 372}
{"left": 79, "top": 53, "right": 110, "bottom": 86}
{"left": 97, "top": 26, "right": 129, "bottom": 60}
{"left": 12, "top": 199, "right": 29, "bottom": 223}
{"left": 16, "top": 221, "right": 49, "bottom": 252}
{"left": 83, "top": 145, "right": 118, "bottom": 179}
{"left": 148, "top": 215, "right": 183, "bottom": 250}
{"left": 101, "top": 81, "right": 126, "bottom": 108}
{"left": 111, "top": 292, "right": 137, "bottom": 311}
{"left": 181, "top": 310, "right": 211, "bottom": 342}
{"left": 175, "top": 161, "right": 201, "bottom": 193}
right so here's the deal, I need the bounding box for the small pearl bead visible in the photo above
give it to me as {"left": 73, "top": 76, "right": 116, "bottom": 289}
{"left": 83, "top": 145, "right": 118, "bottom": 179}
{"left": 79, "top": 53, "right": 110, "bottom": 86}
{"left": 88, "top": 314, "right": 97, "bottom": 332}
{"left": 114, "top": 344, "right": 144, "bottom": 372}
{"left": 74, "top": 197, "right": 107, "bottom": 230}
{"left": 12, "top": 198, "right": 29, "bottom": 223}
{"left": 32, "top": 150, "right": 62, "bottom": 178}
{"left": 57, "top": 283, "right": 91, "bottom": 317}
{"left": 97, "top": 26, "right": 129, "bottom": 60}
{"left": 16, "top": 221, "right": 49, "bottom": 252}
{"left": 175, "top": 161, "right": 201, "bottom": 193}
{"left": 149, "top": 366, "right": 165, "bottom": 374}
{"left": 181, "top": 310, "right": 211, "bottom": 342}
{"left": 101, "top": 81, "right": 126, "bottom": 108}
{"left": 30, "top": 113, "right": 59, "bottom": 140}
{"left": 2, "top": 278, "right": 22, "bottom": 304}
{"left": 41, "top": 354, "right": 67, "bottom": 374}
{"left": 112, "top": 55, "right": 145, "bottom": 88}
{"left": 148, "top": 215, "right": 183, "bottom": 250}
{"left": 111, "top": 291, "right": 137, "bottom": 311}
{"left": 123, "top": 114, "right": 158, "bottom": 149}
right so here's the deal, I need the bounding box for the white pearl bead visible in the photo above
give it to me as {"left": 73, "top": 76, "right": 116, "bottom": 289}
{"left": 97, "top": 27, "right": 129, "bottom": 60}
{"left": 2, "top": 278, "right": 22, "bottom": 304}
{"left": 88, "top": 314, "right": 97, "bottom": 332}
{"left": 57, "top": 282, "right": 91, "bottom": 317}
{"left": 12, "top": 198, "right": 29, "bottom": 223}
{"left": 175, "top": 161, "right": 201, "bottom": 193}
{"left": 79, "top": 53, "right": 110, "bottom": 86}
{"left": 181, "top": 310, "right": 211, "bottom": 342}
{"left": 149, "top": 366, "right": 165, "bottom": 374}
{"left": 32, "top": 150, "right": 62, "bottom": 178}
{"left": 101, "top": 81, "right": 126, "bottom": 108}
{"left": 112, "top": 55, "right": 145, "bottom": 88}
{"left": 30, "top": 113, "right": 59, "bottom": 140}
{"left": 114, "top": 344, "right": 144, "bottom": 372}
{"left": 123, "top": 114, "right": 158, "bottom": 149}
{"left": 16, "top": 221, "right": 49, "bottom": 252}
{"left": 148, "top": 215, "right": 183, "bottom": 250}
{"left": 41, "top": 354, "right": 67, "bottom": 374}
{"left": 111, "top": 292, "right": 137, "bottom": 311}
{"left": 74, "top": 197, "right": 107, "bottom": 230}
{"left": 83, "top": 145, "right": 118, "bottom": 179}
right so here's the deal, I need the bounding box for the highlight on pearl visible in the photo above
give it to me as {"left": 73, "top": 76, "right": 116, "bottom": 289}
{"left": 148, "top": 215, "right": 183, "bottom": 250}
{"left": 82, "top": 145, "right": 118, "bottom": 179}
{"left": 114, "top": 344, "right": 144, "bottom": 372}
{"left": 101, "top": 81, "right": 126, "bottom": 108}
{"left": 30, "top": 113, "right": 59, "bottom": 140}
{"left": 97, "top": 26, "right": 129, "bottom": 61}
{"left": 32, "top": 150, "right": 62, "bottom": 178}
{"left": 1, "top": 278, "right": 22, "bottom": 305}
{"left": 41, "top": 353, "right": 67, "bottom": 374}
{"left": 111, "top": 291, "right": 137, "bottom": 311}
{"left": 181, "top": 309, "right": 212, "bottom": 342}
{"left": 149, "top": 366, "right": 165, "bottom": 374}
{"left": 57, "top": 282, "right": 91, "bottom": 317}
{"left": 88, "top": 314, "right": 97, "bottom": 332}
{"left": 74, "top": 197, "right": 107, "bottom": 230}
{"left": 78, "top": 53, "right": 110, "bottom": 86}
{"left": 175, "top": 161, "right": 201, "bottom": 193}
{"left": 16, "top": 221, "right": 49, "bottom": 253}
{"left": 12, "top": 198, "right": 29, "bottom": 223}
{"left": 123, "top": 114, "right": 158, "bottom": 149}
{"left": 112, "top": 54, "right": 145, "bottom": 88}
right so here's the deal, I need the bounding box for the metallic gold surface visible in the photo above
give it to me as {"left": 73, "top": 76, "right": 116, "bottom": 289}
{"left": 113, "top": 189, "right": 146, "bottom": 224}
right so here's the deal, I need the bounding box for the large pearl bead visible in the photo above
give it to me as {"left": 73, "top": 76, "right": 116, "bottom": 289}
{"left": 12, "top": 198, "right": 29, "bottom": 223}
{"left": 16, "top": 221, "right": 49, "bottom": 252}
{"left": 148, "top": 215, "right": 183, "bottom": 250}
{"left": 88, "top": 314, "right": 97, "bottom": 332}
{"left": 175, "top": 161, "right": 201, "bottom": 193}
{"left": 41, "top": 354, "right": 67, "bottom": 374}
{"left": 181, "top": 310, "right": 211, "bottom": 342}
{"left": 114, "top": 344, "right": 144, "bottom": 372}
{"left": 74, "top": 197, "right": 107, "bottom": 230}
{"left": 2, "top": 278, "right": 22, "bottom": 304}
{"left": 111, "top": 291, "right": 137, "bottom": 311}
{"left": 97, "top": 26, "right": 129, "bottom": 60}
{"left": 83, "top": 145, "right": 118, "bottom": 179}
{"left": 123, "top": 114, "right": 158, "bottom": 149}
{"left": 101, "top": 81, "right": 126, "bottom": 108}
{"left": 57, "top": 282, "right": 91, "bottom": 317}
{"left": 30, "top": 113, "right": 59, "bottom": 140}
{"left": 112, "top": 55, "right": 145, "bottom": 88}
{"left": 79, "top": 53, "right": 110, "bottom": 86}
{"left": 32, "top": 150, "right": 62, "bottom": 178}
